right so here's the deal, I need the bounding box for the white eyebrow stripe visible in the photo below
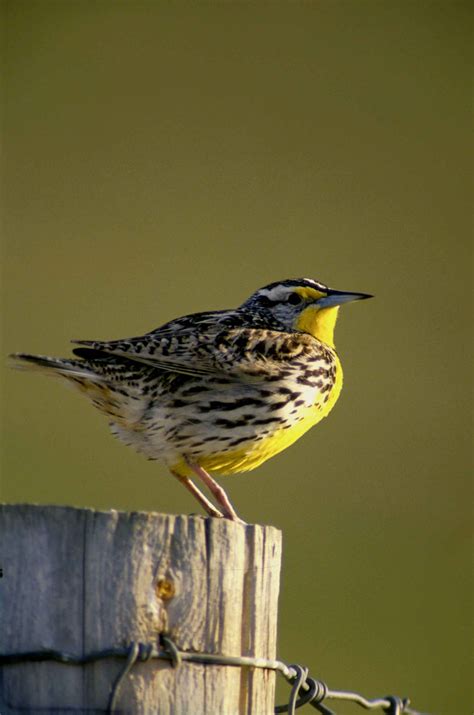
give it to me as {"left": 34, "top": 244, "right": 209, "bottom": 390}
{"left": 301, "top": 278, "right": 326, "bottom": 291}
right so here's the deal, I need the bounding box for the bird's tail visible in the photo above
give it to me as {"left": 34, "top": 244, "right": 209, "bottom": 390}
{"left": 9, "top": 353, "right": 101, "bottom": 382}
{"left": 9, "top": 352, "right": 144, "bottom": 426}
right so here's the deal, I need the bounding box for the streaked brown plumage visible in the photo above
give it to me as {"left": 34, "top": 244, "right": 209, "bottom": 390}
{"left": 11, "top": 278, "right": 372, "bottom": 521}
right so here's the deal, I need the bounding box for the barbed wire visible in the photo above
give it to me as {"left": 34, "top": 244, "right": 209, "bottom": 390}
{"left": 0, "top": 635, "right": 428, "bottom": 715}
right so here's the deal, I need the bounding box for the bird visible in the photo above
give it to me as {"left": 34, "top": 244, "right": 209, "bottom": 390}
{"left": 11, "top": 278, "right": 372, "bottom": 522}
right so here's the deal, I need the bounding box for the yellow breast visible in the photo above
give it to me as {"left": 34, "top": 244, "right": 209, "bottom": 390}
{"left": 174, "top": 353, "right": 344, "bottom": 477}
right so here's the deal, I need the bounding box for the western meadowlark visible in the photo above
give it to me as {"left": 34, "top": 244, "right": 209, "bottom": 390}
{"left": 11, "top": 278, "right": 371, "bottom": 522}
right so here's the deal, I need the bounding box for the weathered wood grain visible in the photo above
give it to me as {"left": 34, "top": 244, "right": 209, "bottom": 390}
{"left": 0, "top": 504, "right": 282, "bottom": 714}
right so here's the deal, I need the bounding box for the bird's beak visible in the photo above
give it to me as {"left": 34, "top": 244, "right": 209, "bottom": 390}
{"left": 316, "top": 290, "right": 374, "bottom": 309}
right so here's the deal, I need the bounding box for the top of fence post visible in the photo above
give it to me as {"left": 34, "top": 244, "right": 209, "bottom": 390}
{"left": 0, "top": 503, "right": 282, "bottom": 715}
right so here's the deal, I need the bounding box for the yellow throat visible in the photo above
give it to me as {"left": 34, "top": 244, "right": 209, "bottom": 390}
{"left": 294, "top": 305, "right": 340, "bottom": 347}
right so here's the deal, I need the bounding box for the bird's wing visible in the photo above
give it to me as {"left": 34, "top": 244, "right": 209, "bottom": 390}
{"left": 72, "top": 315, "right": 315, "bottom": 381}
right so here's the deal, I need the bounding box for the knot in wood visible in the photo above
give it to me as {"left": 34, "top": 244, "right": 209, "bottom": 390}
{"left": 156, "top": 577, "right": 175, "bottom": 601}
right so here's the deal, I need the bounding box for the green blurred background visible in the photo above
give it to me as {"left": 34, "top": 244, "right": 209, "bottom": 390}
{"left": 1, "top": 2, "right": 471, "bottom": 713}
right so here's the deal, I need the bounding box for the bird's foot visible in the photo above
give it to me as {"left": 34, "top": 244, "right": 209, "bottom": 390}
{"left": 187, "top": 462, "right": 246, "bottom": 524}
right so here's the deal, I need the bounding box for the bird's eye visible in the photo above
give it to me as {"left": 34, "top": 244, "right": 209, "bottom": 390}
{"left": 287, "top": 293, "right": 303, "bottom": 305}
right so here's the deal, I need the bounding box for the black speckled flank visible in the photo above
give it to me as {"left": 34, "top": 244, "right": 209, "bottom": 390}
{"left": 197, "top": 397, "right": 265, "bottom": 413}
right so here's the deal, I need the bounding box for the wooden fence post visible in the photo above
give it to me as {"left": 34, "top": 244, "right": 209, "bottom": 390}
{"left": 0, "top": 504, "right": 282, "bottom": 715}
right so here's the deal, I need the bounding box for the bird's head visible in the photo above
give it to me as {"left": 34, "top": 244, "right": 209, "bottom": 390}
{"left": 241, "top": 278, "right": 372, "bottom": 347}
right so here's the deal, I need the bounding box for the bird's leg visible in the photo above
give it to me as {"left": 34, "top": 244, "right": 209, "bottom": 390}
{"left": 171, "top": 471, "right": 224, "bottom": 519}
{"left": 187, "top": 462, "right": 245, "bottom": 524}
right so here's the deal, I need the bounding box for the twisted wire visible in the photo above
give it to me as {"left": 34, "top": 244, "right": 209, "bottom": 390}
{"left": 0, "top": 638, "right": 428, "bottom": 715}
